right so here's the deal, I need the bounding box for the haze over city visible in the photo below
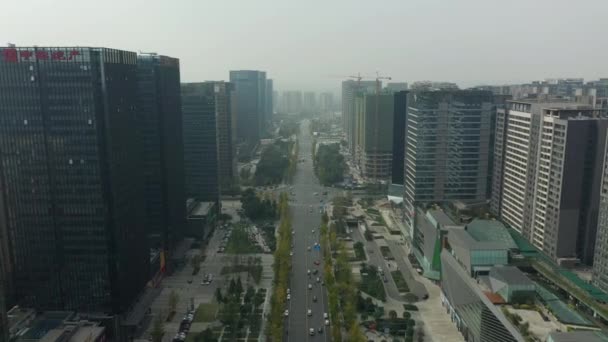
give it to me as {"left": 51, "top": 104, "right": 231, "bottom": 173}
{"left": 1, "top": 0, "right": 607, "bottom": 91}
{"left": 3, "top": 1, "right": 608, "bottom": 342}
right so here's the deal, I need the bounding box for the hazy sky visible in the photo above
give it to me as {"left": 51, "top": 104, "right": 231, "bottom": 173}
{"left": 2, "top": 0, "right": 607, "bottom": 93}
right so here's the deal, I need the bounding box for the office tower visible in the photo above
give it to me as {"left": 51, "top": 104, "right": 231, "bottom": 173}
{"left": 342, "top": 80, "right": 376, "bottom": 156}
{"left": 0, "top": 46, "right": 148, "bottom": 312}
{"left": 136, "top": 53, "right": 187, "bottom": 251}
{"left": 496, "top": 99, "right": 607, "bottom": 264}
{"left": 205, "top": 81, "right": 237, "bottom": 190}
{"left": 404, "top": 90, "right": 494, "bottom": 217}
{"left": 282, "top": 91, "right": 303, "bottom": 114}
{"left": 266, "top": 79, "right": 273, "bottom": 124}
{"left": 303, "top": 91, "right": 317, "bottom": 113}
{"left": 182, "top": 83, "right": 220, "bottom": 203}
{"left": 386, "top": 82, "right": 408, "bottom": 92}
{"left": 391, "top": 91, "right": 408, "bottom": 186}
{"left": 229, "top": 70, "right": 266, "bottom": 143}
{"left": 319, "top": 92, "right": 334, "bottom": 115}
{"left": 353, "top": 91, "right": 395, "bottom": 180}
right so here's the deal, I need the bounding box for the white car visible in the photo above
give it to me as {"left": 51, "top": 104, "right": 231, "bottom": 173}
{"left": 325, "top": 319, "right": 330, "bottom": 326}
{"left": 287, "top": 294, "right": 291, "bottom": 300}
{"left": 307, "top": 309, "right": 312, "bottom": 316}
{"left": 316, "top": 277, "right": 320, "bottom": 283}
{"left": 284, "top": 309, "right": 289, "bottom": 317}
{"left": 312, "top": 229, "right": 315, "bottom": 233}
{"left": 307, "top": 269, "right": 311, "bottom": 275}
{"left": 308, "top": 284, "right": 312, "bottom": 290}
{"left": 324, "top": 313, "right": 328, "bottom": 319}
{"left": 309, "top": 328, "right": 315, "bottom": 336}
{"left": 290, "top": 252, "right": 293, "bottom": 256}
{"left": 287, "top": 288, "right": 290, "bottom": 294}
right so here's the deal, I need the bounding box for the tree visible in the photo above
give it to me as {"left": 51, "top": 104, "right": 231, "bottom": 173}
{"left": 388, "top": 310, "right": 398, "bottom": 320}
{"left": 215, "top": 288, "right": 224, "bottom": 303}
{"left": 168, "top": 290, "right": 179, "bottom": 314}
{"left": 150, "top": 313, "right": 165, "bottom": 342}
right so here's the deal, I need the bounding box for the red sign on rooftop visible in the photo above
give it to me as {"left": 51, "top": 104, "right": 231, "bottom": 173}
{"left": 1, "top": 48, "right": 81, "bottom": 63}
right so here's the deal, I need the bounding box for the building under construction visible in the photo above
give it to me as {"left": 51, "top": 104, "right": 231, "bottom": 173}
{"left": 353, "top": 91, "right": 395, "bottom": 181}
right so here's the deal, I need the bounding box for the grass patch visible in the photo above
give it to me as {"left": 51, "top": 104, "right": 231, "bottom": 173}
{"left": 353, "top": 241, "right": 366, "bottom": 261}
{"left": 194, "top": 302, "right": 218, "bottom": 322}
{"left": 359, "top": 264, "right": 387, "bottom": 301}
{"left": 225, "top": 224, "right": 262, "bottom": 254}
{"left": 391, "top": 271, "right": 410, "bottom": 292}
{"left": 220, "top": 265, "right": 264, "bottom": 284}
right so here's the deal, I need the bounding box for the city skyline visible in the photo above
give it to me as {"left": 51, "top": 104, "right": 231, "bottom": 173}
{"left": 1, "top": 0, "right": 607, "bottom": 92}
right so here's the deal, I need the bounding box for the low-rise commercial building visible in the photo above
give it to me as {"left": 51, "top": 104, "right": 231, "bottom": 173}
{"left": 441, "top": 250, "right": 525, "bottom": 342}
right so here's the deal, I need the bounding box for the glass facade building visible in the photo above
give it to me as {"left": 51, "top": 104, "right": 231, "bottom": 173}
{"left": 181, "top": 83, "right": 220, "bottom": 204}
{"left": 229, "top": 70, "right": 266, "bottom": 143}
{"left": 0, "top": 47, "right": 148, "bottom": 313}
{"left": 136, "top": 53, "right": 187, "bottom": 252}
{"left": 404, "top": 90, "right": 493, "bottom": 218}
{"left": 391, "top": 90, "right": 407, "bottom": 185}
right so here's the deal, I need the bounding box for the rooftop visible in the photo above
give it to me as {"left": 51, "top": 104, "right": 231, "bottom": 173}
{"left": 466, "top": 219, "right": 518, "bottom": 250}
{"left": 549, "top": 331, "right": 608, "bottom": 342}
{"left": 449, "top": 229, "right": 508, "bottom": 251}
{"left": 427, "top": 209, "right": 456, "bottom": 227}
{"left": 189, "top": 201, "right": 214, "bottom": 217}
{"left": 490, "top": 266, "right": 533, "bottom": 287}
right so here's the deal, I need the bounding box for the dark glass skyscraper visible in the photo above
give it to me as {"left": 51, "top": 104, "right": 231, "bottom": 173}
{"left": 182, "top": 83, "right": 220, "bottom": 203}
{"left": 229, "top": 70, "right": 266, "bottom": 143}
{"left": 0, "top": 47, "right": 148, "bottom": 313}
{"left": 137, "top": 53, "right": 186, "bottom": 251}
{"left": 391, "top": 91, "right": 407, "bottom": 185}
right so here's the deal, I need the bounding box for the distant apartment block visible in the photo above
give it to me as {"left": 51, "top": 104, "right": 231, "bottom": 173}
{"left": 319, "top": 92, "right": 334, "bottom": 114}
{"left": 593, "top": 131, "right": 608, "bottom": 293}
{"left": 342, "top": 80, "right": 376, "bottom": 156}
{"left": 265, "top": 79, "right": 274, "bottom": 124}
{"left": 494, "top": 99, "right": 608, "bottom": 265}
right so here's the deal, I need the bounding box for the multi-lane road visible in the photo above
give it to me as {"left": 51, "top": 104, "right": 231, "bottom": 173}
{"left": 285, "top": 120, "right": 338, "bottom": 342}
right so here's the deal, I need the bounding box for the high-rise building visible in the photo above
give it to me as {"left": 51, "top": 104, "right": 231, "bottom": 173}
{"left": 181, "top": 83, "right": 220, "bottom": 204}
{"left": 303, "top": 91, "right": 317, "bottom": 113}
{"left": 404, "top": 90, "right": 494, "bottom": 220}
{"left": 319, "top": 92, "right": 334, "bottom": 115}
{"left": 136, "top": 53, "right": 186, "bottom": 251}
{"left": 265, "top": 79, "right": 273, "bottom": 124}
{"left": 282, "top": 91, "right": 303, "bottom": 114}
{"left": 342, "top": 80, "right": 376, "bottom": 156}
{"left": 272, "top": 90, "right": 279, "bottom": 112}
{"left": 229, "top": 70, "right": 266, "bottom": 143}
{"left": 353, "top": 91, "right": 395, "bottom": 180}
{"left": 593, "top": 132, "right": 608, "bottom": 293}
{"left": 0, "top": 46, "right": 148, "bottom": 312}
{"left": 386, "top": 82, "right": 408, "bottom": 92}
{"left": 391, "top": 91, "right": 408, "bottom": 186}
{"left": 495, "top": 99, "right": 608, "bottom": 264}
{"left": 205, "top": 81, "right": 237, "bottom": 191}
